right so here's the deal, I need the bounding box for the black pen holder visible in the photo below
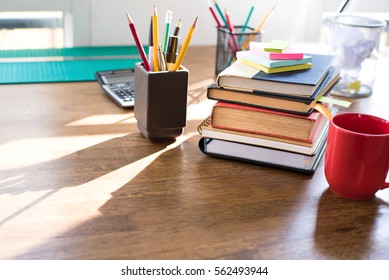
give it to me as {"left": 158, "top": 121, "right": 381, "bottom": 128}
{"left": 216, "top": 26, "right": 262, "bottom": 76}
{"left": 134, "top": 63, "right": 189, "bottom": 140}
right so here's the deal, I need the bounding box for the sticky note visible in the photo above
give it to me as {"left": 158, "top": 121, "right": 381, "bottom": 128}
{"left": 318, "top": 96, "right": 352, "bottom": 108}
{"left": 313, "top": 103, "right": 333, "bottom": 120}
{"left": 264, "top": 40, "right": 290, "bottom": 53}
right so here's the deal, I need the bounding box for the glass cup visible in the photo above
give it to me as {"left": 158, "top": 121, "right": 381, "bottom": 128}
{"left": 325, "top": 15, "right": 386, "bottom": 98}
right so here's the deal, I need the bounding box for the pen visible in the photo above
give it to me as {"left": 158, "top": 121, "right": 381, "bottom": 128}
{"left": 152, "top": 5, "right": 159, "bottom": 72}
{"left": 163, "top": 10, "right": 172, "bottom": 53}
{"left": 148, "top": 16, "right": 154, "bottom": 71}
{"left": 126, "top": 13, "right": 151, "bottom": 72}
{"left": 214, "top": 0, "right": 227, "bottom": 27}
{"left": 173, "top": 18, "right": 182, "bottom": 36}
{"left": 172, "top": 16, "right": 198, "bottom": 71}
{"left": 166, "top": 35, "right": 179, "bottom": 70}
{"left": 157, "top": 44, "right": 167, "bottom": 71}
{"left": 242, "top": 3, "right": 277, "bottom": 50}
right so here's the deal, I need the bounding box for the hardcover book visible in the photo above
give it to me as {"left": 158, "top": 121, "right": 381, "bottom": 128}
{"left": 198, "top": 115, "right": 330, "bottom": 155}
{"left": 207, "top": 68, "right": 340, "bottom": 114}
{"left": 210, "top": 101, "right": 328, "bottom": 143}
{"left": 216, "top": 54, "right": 334, "bottom": 96}
{"left": 198, "top": 136, "right": 327, "bottom": 173}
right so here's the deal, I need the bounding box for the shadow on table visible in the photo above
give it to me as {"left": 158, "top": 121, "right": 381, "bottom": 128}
{"left": 314, "top": 188, "right": 388, "bottom": 259}
{"left": 12, "top": 120, "right": 312, "bottom": 259}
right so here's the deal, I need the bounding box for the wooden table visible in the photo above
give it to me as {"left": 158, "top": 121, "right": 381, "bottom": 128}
{"left": 0, "top": 46, "right": 388, "bottom": 260}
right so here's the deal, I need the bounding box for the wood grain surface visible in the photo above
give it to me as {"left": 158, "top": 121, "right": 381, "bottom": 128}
{"left": 0, "top": 46, "right": 388, "bottom": 260}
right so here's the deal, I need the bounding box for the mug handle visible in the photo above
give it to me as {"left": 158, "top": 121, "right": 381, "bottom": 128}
{"left": 382, "top": 182, "right": 389, "bottom": 190}
{"left": 380, "top": 167, "right": 389, "bottom": 190}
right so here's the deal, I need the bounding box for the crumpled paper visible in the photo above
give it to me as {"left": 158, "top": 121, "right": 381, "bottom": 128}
{"left": 329, "top": 25, "right": 378, "bottom": 70}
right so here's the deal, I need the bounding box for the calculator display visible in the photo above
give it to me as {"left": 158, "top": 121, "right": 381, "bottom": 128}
{"left": 104, "top": 73, "right": 135, "bottom": 84}
{"left": 101, "top": 71, "right": 135, "bottom": 84}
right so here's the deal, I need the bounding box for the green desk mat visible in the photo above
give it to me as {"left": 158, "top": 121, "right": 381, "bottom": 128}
{"left": 0, "top": 46, "right": 141, "bottom": 84}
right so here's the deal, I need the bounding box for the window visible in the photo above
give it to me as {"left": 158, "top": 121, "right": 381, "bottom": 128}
{"left": 0, "top": 11, "right": 64, "bottom": 49}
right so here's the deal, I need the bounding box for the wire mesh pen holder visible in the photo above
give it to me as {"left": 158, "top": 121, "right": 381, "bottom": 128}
{"left": 215, "top": 26, "right": 262, "bottom": 76}
{"left": 134, "top": 62, "right": 189, "bottom": 141}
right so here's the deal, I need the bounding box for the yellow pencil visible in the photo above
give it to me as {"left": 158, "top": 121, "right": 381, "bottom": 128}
{"left": 152, "top": 6, "right": 159, "bottom": 72}
{"left": 172, "top": 17, "right": 198, "bottom": 71}
{"left": 242, "top": 4, "right": 277, "bottom": 50}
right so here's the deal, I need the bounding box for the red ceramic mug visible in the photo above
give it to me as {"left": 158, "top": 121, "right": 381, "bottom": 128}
{"left": 324, "top": 113, "right": 389, "bottom": 200}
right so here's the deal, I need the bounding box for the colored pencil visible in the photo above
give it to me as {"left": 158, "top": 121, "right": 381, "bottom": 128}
{"left": 225, "top": 9, "right": 240, "bottom": 52}
{"left": 207, "top": 2, "right": 236, "bottom": 65}
{"left": 214, "top": 0, "right": 227, "bottom": 26}
{"left": 152, "top": 6, "right": 159, "bottom": 72}
{"left": 207, "top": 0, "right": 222, "bottom": 27}
{"left": 126, "top": 13, "right": 151, "bottom": 72}
{"left": 242, "top": 3, "right": 277, "bottom": 50}
{"left": 172, "top": 17, "right": 198, "bottom": 71}
{"left": 241, "top": 0, "right": 257, "bottom": 33}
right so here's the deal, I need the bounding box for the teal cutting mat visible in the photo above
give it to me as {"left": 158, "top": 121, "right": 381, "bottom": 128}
{"left": 0, "top": 46, "right": 141, "bottom": 84}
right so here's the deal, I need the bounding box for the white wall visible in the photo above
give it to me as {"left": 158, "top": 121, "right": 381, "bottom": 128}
{"left": 88, "top": 0, "right": 389, "bottom": 46}
{"left": 1, "top": 0, "right": 389, "bottom": 47}
{"left": 89, "top": 0, "right": 326, "bottom": 46}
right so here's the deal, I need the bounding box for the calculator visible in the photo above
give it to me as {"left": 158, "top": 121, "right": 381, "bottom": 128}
{"left": 95, "top": 69, "right": 135, "bottom": 108}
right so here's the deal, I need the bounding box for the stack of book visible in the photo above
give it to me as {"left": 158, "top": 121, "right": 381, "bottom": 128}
{"left": 198, "top": 41, "right": 341, "bottom": 173}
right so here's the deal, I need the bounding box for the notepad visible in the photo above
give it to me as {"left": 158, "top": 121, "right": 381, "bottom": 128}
{"left": 250, "top": 42, "right": 304, "bottom": 60}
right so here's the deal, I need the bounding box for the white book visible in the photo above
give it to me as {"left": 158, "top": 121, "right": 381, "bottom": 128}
{"left": 199, "top": 118, "right": 329, "bottom": 155}
{"left": 199, "top": 135, "right": 327, "bottom": 173}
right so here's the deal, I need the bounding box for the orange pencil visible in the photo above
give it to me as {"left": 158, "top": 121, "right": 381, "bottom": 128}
{"left": 172, "top": 17, "right": 198, "bottom": 71}
{"left": 242, "top": 3, "right": 277, "bottom": 50}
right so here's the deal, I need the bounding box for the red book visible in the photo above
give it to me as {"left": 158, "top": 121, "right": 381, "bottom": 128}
{"left": 210, "top": 101, "right": 327, "bottom": 143}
